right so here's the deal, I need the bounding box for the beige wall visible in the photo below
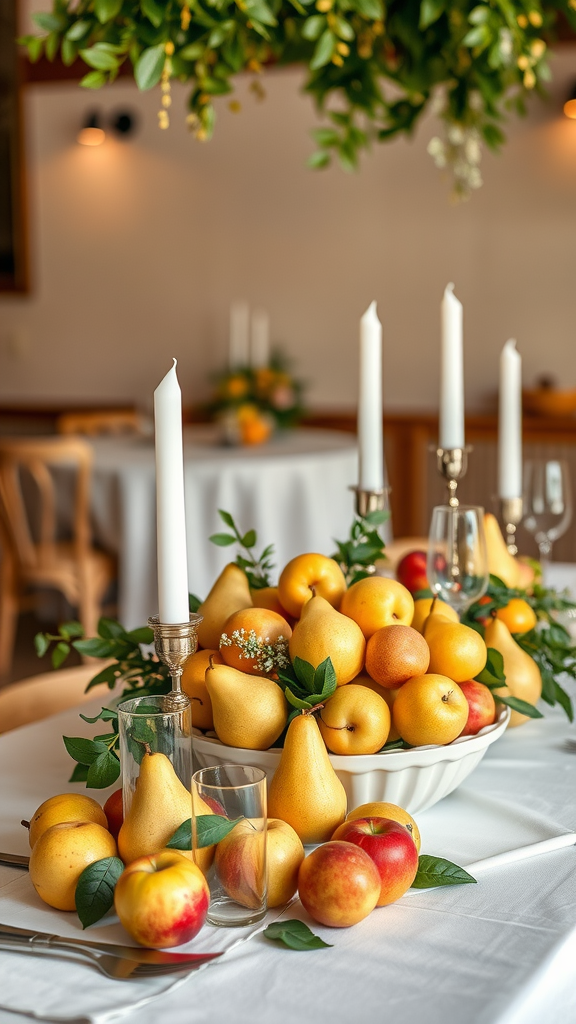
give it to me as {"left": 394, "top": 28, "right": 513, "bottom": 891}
{"left": 1, "top": 51, "right": 576, "bottom": 412}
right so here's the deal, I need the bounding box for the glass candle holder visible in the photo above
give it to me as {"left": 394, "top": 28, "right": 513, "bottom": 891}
{"left": 192, "top": 764, "right": 267, "bottom": 928}
{"left": 427, "top": 504, "right": 489, "bottom": 615}
{"left": 117, "top": 694, "right": 192, "bottom": 818}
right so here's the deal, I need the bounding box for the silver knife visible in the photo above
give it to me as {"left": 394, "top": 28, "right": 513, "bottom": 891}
{"left": 0, "top": 853, "right": 29, "bottom": 869}
{"left": 0, "top": 923, "right": 223, "bottom": 966}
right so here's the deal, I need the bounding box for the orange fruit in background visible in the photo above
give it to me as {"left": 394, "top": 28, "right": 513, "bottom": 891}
{"left": 219, "top": 607, "right": 292, "bottom": 675}
{"left": 278, "top": 553, "right": 347, "bottom": 618}
{"left": 365, "top": 624, "right": 430, "bottom": 688}
{"left": 182, "top": 649, "right": 223, "bottom": 730}
{"left": 340, "top": 576, "right": 414, "bottom": 639}
{"left": 345, "top": 801, "right": 421, "bottom": 852}
{"left": 495, "top": 598, "right": 537, "bottom": 635}
{"left": 425, "top": 617, "right": 487, "bottom": 683}
{"left": 251, "top": 586, "right": 292, "bottom": 620}
{"left": 411, "top": 597, "right": 458, "bottom": 634}
{"left": 392, "top": 673, "right": 469, "bottom": 747}
{"left": 318, "top": 683, "right": 390, "bottom": 755}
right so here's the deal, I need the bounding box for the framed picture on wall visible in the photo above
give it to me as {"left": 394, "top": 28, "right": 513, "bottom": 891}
{"left": 0, "top": 0, "right": 28, "bottom": 293}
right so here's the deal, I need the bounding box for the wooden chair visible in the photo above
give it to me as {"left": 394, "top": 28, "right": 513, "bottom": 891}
{"left": 0, "top": 662, "right": 116, "bottom": 733}
{"left": 57, "top": 409, "right": 141, "bottom": 436}
{"left": 0, "top": 437, "right": 115, "bottom": 679}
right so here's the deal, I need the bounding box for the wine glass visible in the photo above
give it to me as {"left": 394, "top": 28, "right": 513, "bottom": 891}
{"left": 522, "top": 458, "right": 572, "bottom": 571}
{"left": 427, "top": 505, "right": 489, "bottom": 616}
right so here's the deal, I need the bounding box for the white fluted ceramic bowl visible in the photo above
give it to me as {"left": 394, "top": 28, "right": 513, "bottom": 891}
{"left": 193, "top": 706, "right": 510, "bottom": 815}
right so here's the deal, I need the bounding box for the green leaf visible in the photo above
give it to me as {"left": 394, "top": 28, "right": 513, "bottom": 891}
{"left": 45, "top": 31, "right": 59, "bottom": 61}
{"left": 241, "top": 530, "right": 256, "bottom": 549}
{"left": 553, "top": 681, "right": 574, "bottom": 723}
{"left": 314, "top": 657, "right": 337, "bottom": 700}
{"left": 244, "top": 0, "right": 277, "bottom": 25}
{"left": 98, "top": 618, "right": 127, "bottom": 640}
{"left": 135, "top": 43, "right": 166, "bottom": 90}
{"left": 412, "top": 855, "right": 477, "bottom": 889}
{"left": 293, "top": 657, "right": 316, "bottom": 693}
{"left": 462, "top": 24, "right": 490, "bottom": 48}
{"left": 85, "top": 664, "right": 120, "bottom": 691}
{"left": 302, "top": 14, "right": 325, "bottom": 39}
{"left": 32, "top": 11, "right": 65, "bottom": 31}
{"left": 80, "top": 707, "right": 118, "bottom": 725}
{"left": 73, "top": 638, "right": 116, "bottom": 657}
{"left": 94, "top": 0, "right": 122, "bottom": 22}
{"left": 68, "top": 762, "right": 90, "bottom": 783}
{"left": 167, "top": 814, "right": 244, "bottom": 850}
{"left": 80, "top": 70, "right": 107, "bottom": 88}
{"left": 189, "top": 594, "right": 202, "bottom": 613}
{"left": 65, "top": 21, "right": 91, "bottom": 40}
{"left": 86, "top": 751, "right": 121, "bottom": 788}
{"left": 496, "top": 694, "right": 543, "bottom": 719}
{"left": 469, "top": 5, "right": 490, "bottom": 23}
{"left": 34, "top": 633, "right": 50, "bottom": 658}
{"left": 284, "top": 689, "right": 313, "bottom": 711}
{"left": 419, "top": 0, "right": 445, "bottom": 29}
{"left": 63, "top": 736, "right": 108, "bottom": 765}
{"left": 209, "top": 532, "right": 237, "bottom": 546}
{"left": 26, "top": 36, "right": 44, "bottom": 62}
{"left": 218, "top": 509, "right": 236, "bottom": 529}
{"left": 52, "top": 642, "right": 70, "bottom": 669}
{"left": 310, "top": 29, "right": 335, "bottom": 70}
{"left": 75, "top": 857, "right": 124, "bottom": 928}
{"left": 475, "top": 648, "right": 505, "bottom": 686}
{"left": 79, "top": 46, "right": 120, "bottom": 70}
{"left": 141, "top": 0, "right": 165, "bottom": 27}
{"left": 308, "top": 151, "right": 330, "bottom": 169}
{"left": 264, "top": 919, "right": 332, "bottom": 950}
{"left": 351, "top": 0, "right": 383, "bottom": 19}
{"left": 59, "top": 620, "right": 84, "bottom": 639}
{"left": 179, "top": 42, "right": 205, "bottom": 60}
{"left": 126, "top": 626, "right": 154, "bottom": 644}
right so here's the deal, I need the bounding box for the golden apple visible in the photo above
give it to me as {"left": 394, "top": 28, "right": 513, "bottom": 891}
{"left": 29, "top": 820, "right": 117, "bottom": 911}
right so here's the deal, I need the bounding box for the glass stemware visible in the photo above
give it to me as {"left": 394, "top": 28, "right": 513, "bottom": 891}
{"left": 427, "top": 505, "right": 489, "bottom": 616}
{"left": 522, "top": 458, "right": 572, "bottom": 571}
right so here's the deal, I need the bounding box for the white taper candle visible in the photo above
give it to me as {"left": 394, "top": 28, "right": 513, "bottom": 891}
{"left": 439, "top": 283, "right": 465, "bottom": 450}
{"left": 358, "top": 301, "right": 384, "bottom": 492}
{"left": 498, "top": 339, "right": 522, "bottom": 500}
{"left": 154, "top": 359, "right": 190, "bottom": 623}
{"left": 251, "top": 308, "right": 270, "bottom": 368}
{"left": 229, "top": 301, "right": 250, "bottom": 368}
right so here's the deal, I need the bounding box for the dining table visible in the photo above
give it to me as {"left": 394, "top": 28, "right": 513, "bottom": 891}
{"left": 1, "top": 557, "right": 576, "bottom": 1024}
{"left": 85, "top": 426, "right": 362, "bottom": 630}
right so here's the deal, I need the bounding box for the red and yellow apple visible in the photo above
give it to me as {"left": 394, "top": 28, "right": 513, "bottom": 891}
{"left": 103, "top": 789, "right": 123, "bottom": 840}
{"left": 345, "top": 802, "right": 421, "bottom": 852}
{"left": 297, "top": 841, "right": 381, "bottom": 927}
{"left": 114, "top": 850, "right": 210, "bottom": 948}
{"left": 458, "top": 680, "right": 497, "bottom": 736}
{"left": 214, "top": 818, "right": 266, "bottom": 910}
{"left": 332, "top": 817, "right": 418, "bottom": 906}
{"left": 396, "top": 551, "right": 429, "bottom": 594}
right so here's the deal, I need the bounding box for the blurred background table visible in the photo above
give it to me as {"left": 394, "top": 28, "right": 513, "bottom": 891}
{"left": 89, "top": 426, "right": 359, "bottom": 629}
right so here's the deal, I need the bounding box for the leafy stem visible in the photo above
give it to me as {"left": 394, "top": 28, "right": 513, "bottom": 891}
{"left": 331, "top": 509, "right": 388, "bottom": 585}
{"left": 209, "top": 508, "right": 275, "bottom": 589}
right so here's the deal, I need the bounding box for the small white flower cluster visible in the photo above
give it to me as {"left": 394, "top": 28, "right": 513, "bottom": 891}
{"left": 219, "top": 629, "right": 290, "bottom": 674}
{"left": 427, "top": 123, "right": 483, "bottom": 200}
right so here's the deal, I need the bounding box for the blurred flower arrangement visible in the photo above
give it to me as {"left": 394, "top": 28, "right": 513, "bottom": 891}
{"left": 209, "top": 353, "right": 306, "bottom": 445}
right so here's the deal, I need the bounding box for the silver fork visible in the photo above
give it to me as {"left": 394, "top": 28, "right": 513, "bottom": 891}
{"left": 0, "top": 941, "right": 219, "bottom": 981}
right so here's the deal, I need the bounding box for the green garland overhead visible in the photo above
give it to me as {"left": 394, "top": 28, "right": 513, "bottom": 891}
{"left": 21, "top": 0, "right": 576, "bottom": 196}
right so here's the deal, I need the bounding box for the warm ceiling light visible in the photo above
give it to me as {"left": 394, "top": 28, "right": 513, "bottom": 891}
{"left": 563, "top": 83, "right": 576, "bottom": 119}
{"left": 77, "top": 113, "right": 105, "bottom": 146}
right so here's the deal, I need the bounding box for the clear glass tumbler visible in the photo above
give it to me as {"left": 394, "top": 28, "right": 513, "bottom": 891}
{"left": 192, "top": 764, "right": 267, "bottom": 927}
{"left": 117, "top": 694, "right": 192, "bottom": 818}
{"left": 427, "top": 504, "right": 489, "bottom": 615}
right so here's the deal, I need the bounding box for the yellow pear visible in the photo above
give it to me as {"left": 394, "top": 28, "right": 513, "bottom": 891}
{"left": 197, "top": 563, "right": 253, "bottom": 650}
{"left": 411, "top": 597, "right": 458, "bottom": 634}
{"left": 484, "top": 513, "right": 521, "bottom": 589}
{"left": 484, "top": 617, "right": 542, "bottom": 727}
{"left": 424, "top": 612, "right": 487, "bottom": 682}
{"left": 289, "top": 594, "right": 366, "bottom": 686}
{"left": 268, "top": 712, "right": 347, "bottom": 843}
{"left": 205, "top": 661, "right": 288, "bottom": 749}
{"left": 118, "top": 750, "right": 197, "bottom": 864}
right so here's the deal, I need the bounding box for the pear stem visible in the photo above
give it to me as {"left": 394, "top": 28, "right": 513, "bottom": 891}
{"left": 303, "top": 701, "right": 325, "bottom": 716}
{"left": 21, "top": 820, "right": 30, "bottom": 831}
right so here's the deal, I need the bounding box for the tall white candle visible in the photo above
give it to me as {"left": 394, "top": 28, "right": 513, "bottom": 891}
{"left": 358, "top": 301, "right": 384, "bottom": 492}
{"left": 229, "top": 301, "right": 250, "bottom": 368}
{"left": 154, "top": 359, "right": 189, "bottom": 624}
{"left": 439, "top": 283, "right": 465, "bottom": 450}
{"left": 251, "top": 308, "right": 270, "bottom": 368}
{"left": 498, "top": 339, "right": 522, "bottom": 499}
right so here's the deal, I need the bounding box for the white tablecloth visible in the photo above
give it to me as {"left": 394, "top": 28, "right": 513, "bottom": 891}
{"left": 88, "top": 427, "right": 359, "bottom": 629}
{"left": 1, "top": 678, "right": 576, "bottom": 1023}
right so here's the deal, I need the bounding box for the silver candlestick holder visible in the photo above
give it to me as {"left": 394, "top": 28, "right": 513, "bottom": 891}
{"left": 349, "top": 485, "right": 391, "bottom": 575}
{"left": 435, "top": 447, "right": 472, "bottom": 507}
{"left": 147, "top": 613, "right": 202, "bottom": 712}
{"left": 500, "top": 497, "right": 523, "bottom": 555}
